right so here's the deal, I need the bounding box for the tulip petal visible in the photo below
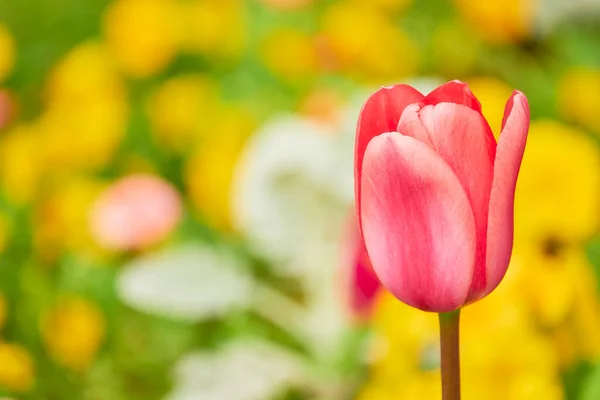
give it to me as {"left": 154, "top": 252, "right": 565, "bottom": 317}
{"left": 423, "top": 80, "right": 482, "bottom": 113}
{"left": 360, "top": 133, "right": 476, "bottom": 312}
{"left": 396, "top": 103, "right": 435, "bottom": 146}
{"left": 482, "top": 91, "right": 530, "bottom": 299}
{"left": 355, "top": 85, "right": 424, "bottom": 229}
{"left": 398, "top": 103, "right": 496, "bottom": 299}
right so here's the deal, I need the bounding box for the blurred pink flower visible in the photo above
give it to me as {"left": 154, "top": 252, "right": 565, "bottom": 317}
{"left": 90, "top": 174, "right": 182, "bottom": 251}
{"left": 340, "top": 216, "right": 381, "bottom": 322}
{"left": 0, "top": 89, "right": 16, "bottom": 129}
{"left": 258, "top": 0, "right": 312, "bottom": 11}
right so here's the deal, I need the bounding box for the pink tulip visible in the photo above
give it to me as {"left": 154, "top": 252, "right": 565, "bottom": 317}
{"left": 340, "top": 216, "right": 381, "bottom": 322}
{"left": 355, "top": 80, "right": 530, "bottom": 312}
{"left": 90, "top": 174, "right": 182, "bottom": 251}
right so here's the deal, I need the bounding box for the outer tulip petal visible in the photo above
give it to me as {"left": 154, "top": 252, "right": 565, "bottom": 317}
{"left": 481, "top": 91, "right": 530, "bottom": 300}
{"left": 423, "top": 80, "right": 482, "bottom": 113}
{"left": 398, "top": 103, "right": 496, "bottom": 298}
{"left": 355, "top": 85, "right": 424, "bottom": 229}
{"left": 360, "top": 133, "right": 476, "bottom": 312}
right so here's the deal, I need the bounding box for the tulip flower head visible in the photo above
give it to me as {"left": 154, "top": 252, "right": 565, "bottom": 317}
{"left": 355, "top": 80, "right": 529, "bottom": 312}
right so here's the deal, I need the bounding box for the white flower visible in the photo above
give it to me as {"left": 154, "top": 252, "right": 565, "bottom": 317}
{"left": 117, "top": 244, "right": 253, "bottom": 321}
{"left": 165, "top": 339, "right": 305, "bottom": 400}
{"left": 536, "top": 0, "right": 600, "bottom": 34}
{"left": 231, "top": 114, "right": 353, "bottom": 278}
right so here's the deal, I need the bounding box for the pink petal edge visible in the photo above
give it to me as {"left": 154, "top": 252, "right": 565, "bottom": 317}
{"left": 481, "top": 91, "right": 530, "bottom": 300}
{"left": 355, "top": 85, "right": 424, "bottom": 231}
{"left": 423, "top": 80, "right": 483, "bottom": 113}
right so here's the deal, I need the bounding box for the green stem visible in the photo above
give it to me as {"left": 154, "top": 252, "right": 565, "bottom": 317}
{"left": 439, "top": 310, "right": 461, "bottom": 400}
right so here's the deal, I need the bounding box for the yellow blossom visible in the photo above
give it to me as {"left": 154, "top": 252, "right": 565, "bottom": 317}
{"left": 320, "top": 2, "right": 418, "bottom": 82}
{"left": 179, "top": 0, "right": 246, "bottom": 60}
{"left": 44, "top": 42, "right": 123, "bottom": 105}
{"left": 509, "top": 247, "right": 580, "bottom": 327}
{"left": 515, "top": 120, "right": 600, "bottom": 243}
{"left": 41, "top": 297, "right": 105, "bottom": 371}
{"left": 468, "top": 77, "right": 514, "bottom": 137}
{"left": 558, "top": 67, "right": 600, "bottom": 133}
{"left": 34, "top": 178, "right": 108, "bottom": 261}
{"left": 185, "top": 108, "right": 254, "bottom": 230}
{"left": 260, "top": 28, "right": 318, "bottom": 83}
{"left": 0, "top": 24, "right": 15, "bottom": 83}
{"left": 0, "top": 124, "right": 44, "bottom": 205}
{"left": 103, "top": 0, "right": 181, "bottom": 77}
{"left": 560, "top": 256, "right": 600, "bottom": 364}
{"left": 453, "top": 0, "right": 538, "bottom": 44}
{"left": 360, "top": 284, "right": 563, "bottom": 400}
{"left": 146, "top": 74, "right": 219, "bottom": 151}
{"left": 0, "top": 343, "right": 34, "bottom": 392}
{"left": 39, "top": 42, "right": 128, "bottom": 172}
{"left": 505, "top": 246, "right": 600, "bottom": 366}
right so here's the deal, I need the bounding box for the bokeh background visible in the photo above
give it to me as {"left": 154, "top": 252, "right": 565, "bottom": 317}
{"left": 0, "top": 0, "right": 600, "bottom": 399}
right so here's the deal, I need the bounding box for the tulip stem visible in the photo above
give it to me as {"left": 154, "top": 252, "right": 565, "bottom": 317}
{"left": 439, "top": 309, "right": 461, "bottom": 400}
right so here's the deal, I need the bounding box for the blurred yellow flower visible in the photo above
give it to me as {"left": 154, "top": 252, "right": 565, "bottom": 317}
{"left": 103, "top": 0, "right": 181, "bottom": 77}
{"left": 34, "top": 178, "right": 108, "bottom": 261}
{"left": 0, "top": 343, "right": 34, "bottom": 392}
{"left": 147, "top": 74, "right": 219, "bottom": 151}
{"left": 40, "top": 42, "right": 128, "bottom": 172}
{"left": 552, "top": 277, "right": 600, "bottom": 368}
{"left": 260, "top": 28, "right": 318, "bottom": 83}
{"left": 179, "top": 0, "right": 245, "bottom": 60}
{"left": 468, "top": 77, "right": 515, "bottom": 137}
{"left": 185, "top": 108, "right": 254, "bottom": 230}
{"left": 515, "top": 120, "right": 600, "bottom": 243}
{"left": 505, "top": 245, "right": 600, "bottom": 366}
{"left": 558, "top": 67, "right": 600, "bottom": 133}
{"left": 453, "top": 0, "right": 538, "bottom": 44}
{"left": 0, "top": 24, "right": 15, "bottom": 83}
{"left": 0, "top": 124, "right": 44, "bottom": 205}
{"left": 567, "top": 271, "right": 600, "bottom": 364}
{"left": 41, "top": 297, "right": 105, "bottom": 371}
{"left": 510, "top": 245, "right": 590, "bottom": 327}
{"left": 320, "top": 2, "right": 419, "bottom": 82}
{"left": 44, "top": 42, "right": 123, "bottom": 105}
{"left": 360, "top": 285, "right": 563, "bottom": 400}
